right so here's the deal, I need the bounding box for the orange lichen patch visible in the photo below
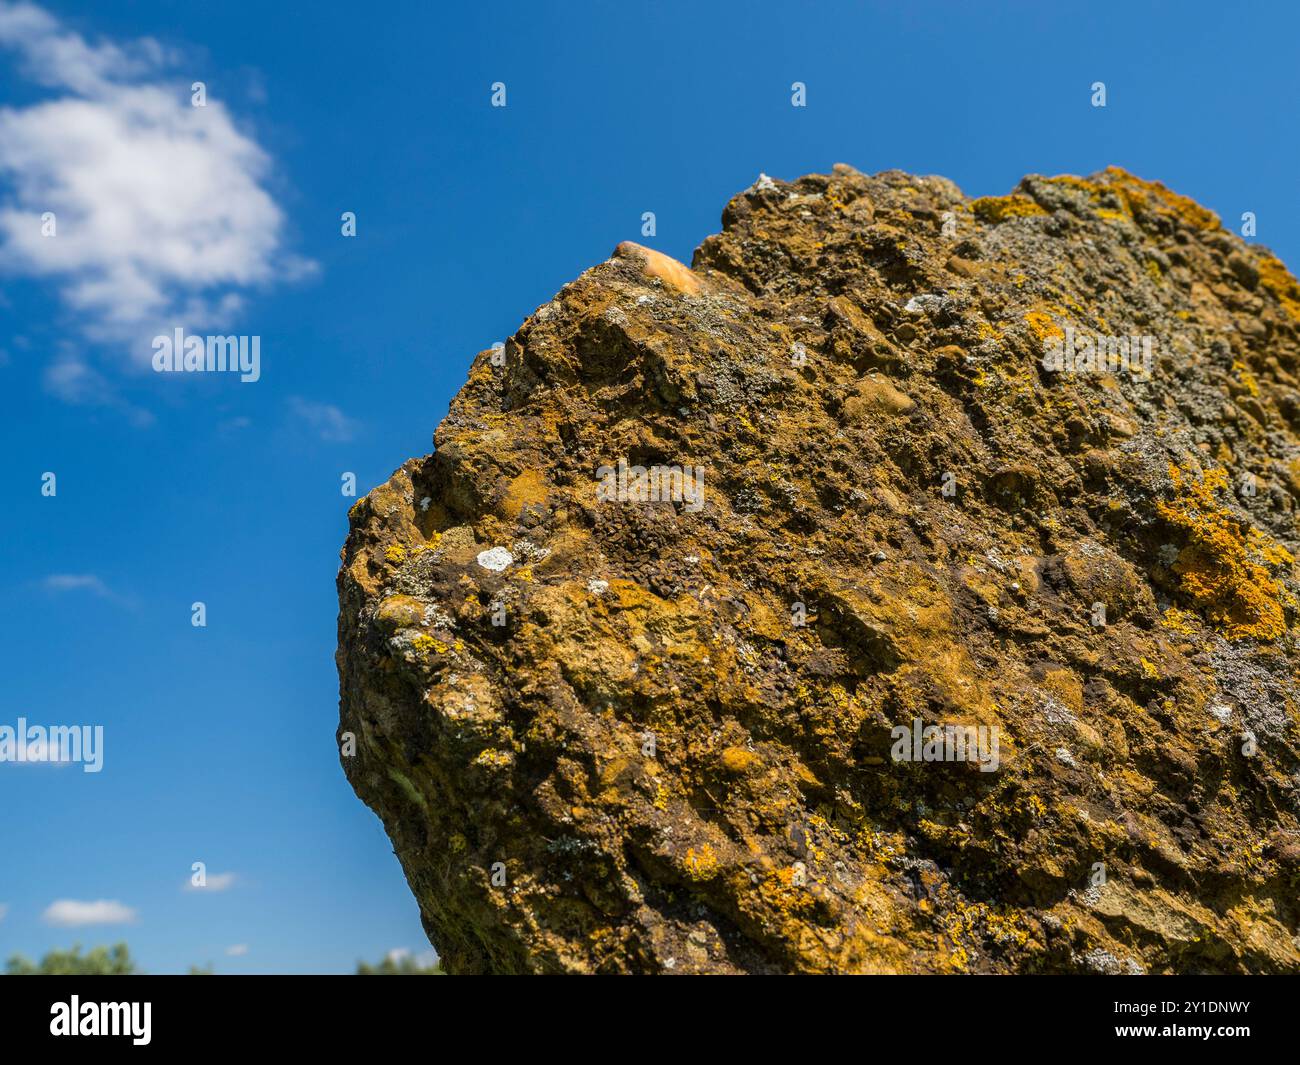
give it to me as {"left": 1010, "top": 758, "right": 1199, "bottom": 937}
{"left": 500, "top": 469, "right": 549, "bottom": 520}
{"left": 1256, "top": 252, "right": 1300, "bottom": 322}
{"left": 613, "top": 241, "right": 702, "bottom": 294}
{"left": 683, "top": 843, "right": 720, "bottom": 881}
{"left": 1156, "top": 465, "right": 1292, "bottom": 640}
{"left": 972, "top": 195, "right": 1048, "bottom": 224}
{"left": 720, "top": 746, "right": 759, "bottom": 774}
{"left": 1024, "top": 308, "right": 1065, "bottom": 342}
{"left": 1103, "top": 167, "right": 1221, "bottom": 231}
{"left": 757, "top": 866, "right": 816, "bottom": 918}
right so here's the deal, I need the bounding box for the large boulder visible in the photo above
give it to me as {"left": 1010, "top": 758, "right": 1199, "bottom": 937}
{"left": 337, "top": 166, "right": 1300, "bottom": 973}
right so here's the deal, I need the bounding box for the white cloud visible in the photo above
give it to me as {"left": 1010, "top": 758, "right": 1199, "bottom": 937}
{"left": 0, "top": 2, "right": 313, "bottom": 353}
{"left": 288, "top": 397, "right": 358, "bottom": 442}
{"left": 37, "top": 572, "right": 134, "bottom": 609}
{"left": 225, "top": 943, "right": 249, "bottom": 957}
{"left": 0, "top": 2, "right": 169, "bottom": 95}
{"left": 43, "top": 898, "right": 137, "bottom": 926}
{"left": 40, "top": 573, "right": 113, "bottom": 597}
{"left": 44, "top": 357, "right": 110, "bottom": 404}
{"left": 186, "top": 871, "right": 237, "bottom": 892}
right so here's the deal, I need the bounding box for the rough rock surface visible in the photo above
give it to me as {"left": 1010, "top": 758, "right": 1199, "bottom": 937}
{"left": 337, "top": 165, "right": 1300, "bottom": 974}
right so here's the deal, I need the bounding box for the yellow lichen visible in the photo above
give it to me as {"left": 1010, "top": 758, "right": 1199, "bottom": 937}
{"left": 683, "top": 843, "right": 720, "bottom": 881}
{"left": 1020, "top": 794, "right": 1047, "bottom": 820}
{"left": 1157, "top": 465, "right": 1292, "bottom": 641}
{"left": 384, "top": 544, "right": 406, "bottom": 564}
{"left": 972, "top": 195, "right": 1048, "bottom": 224}
{"left": 1043, "top": 174, "right": 1105, "bottom": 197}
{"left": 1256, "top": 253, "right": 1300, "bottom": 322}
{"left": 1024, "top": 309, "right": 1065, "bottom": 342}
{"left": 757, "top": 866, "right": 815, "bottom": 917}
{"left": 1103, "top": 167, "right": 1221, "bottom": 230}
{"left": 1042, "top": 174, "right": 1132, "bottom": 224}
{"left": 1160, "top": 606, "right": 1200, "bottom": 635}
{"left": 1232, "top": 360, "right": 1260, "bottom": 397}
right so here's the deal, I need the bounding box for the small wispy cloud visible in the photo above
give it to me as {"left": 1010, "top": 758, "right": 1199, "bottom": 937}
{"left": 186, "top": 871, "right": 237, "bottom": 892}
{"left": 40, "top": 573, "right": 111, "bottom": 596}
{"left": 43, "top": 898, "right": 136, "bottom": 926}
{"left": 36, "top": 573, "right": 132, "bottom": 607}
{"left": 225, "top": 943, "right": 248, "bottom": 957}
{"left": 43, "top": 354, "right": 153, "bottom": 425}
{"left": 288, "top": 397, "right": 358, "bottom": 443}
{"left": 0, "top": 903, "right": 8, "bottom": 922}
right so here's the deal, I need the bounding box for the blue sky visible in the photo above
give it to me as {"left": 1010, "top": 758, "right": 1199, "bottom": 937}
{"left": 0, "top": 0, "right": 1296, "bottom": 973}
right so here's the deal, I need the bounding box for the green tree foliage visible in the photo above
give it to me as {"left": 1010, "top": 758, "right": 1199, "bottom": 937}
{"left": 355, "top": 953, "right": 443, "bottom": 975}
{"left": 5, "top": 943, "right": 137, "bottom": 975}
{"left": 5, "top": 943, "right": 443, "bottom": 974}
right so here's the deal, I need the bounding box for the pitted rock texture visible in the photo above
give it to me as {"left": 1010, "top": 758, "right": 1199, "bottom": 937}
{"left": 338, "top": 165, "right": 1300, "bottom": 974}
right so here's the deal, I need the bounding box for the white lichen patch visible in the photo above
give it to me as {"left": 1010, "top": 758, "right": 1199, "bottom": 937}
{"left": 904, "top": 293, "right": 945, "bottom": 314}
{"left": 476, "top": 547, "right": 514, "bottom": 572}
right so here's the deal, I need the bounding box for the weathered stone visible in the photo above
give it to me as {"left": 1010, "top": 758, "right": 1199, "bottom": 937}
{"left": 338, "top": 166, "right": 1300, "bottom": 974}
